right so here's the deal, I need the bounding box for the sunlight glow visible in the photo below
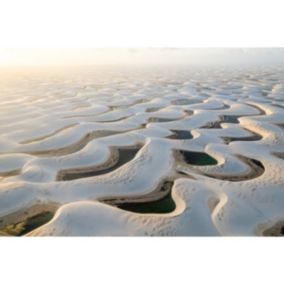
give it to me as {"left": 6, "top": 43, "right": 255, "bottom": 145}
{"left": 0, "top": 48, "right": 284, "bottom": 67}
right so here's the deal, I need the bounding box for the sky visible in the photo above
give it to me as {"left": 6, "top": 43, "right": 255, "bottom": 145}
{"left": 0, "top": 0, "right": 283, "bottom": 66}
{"left": 0, "top": 48, "right": 284, "bottom": 67}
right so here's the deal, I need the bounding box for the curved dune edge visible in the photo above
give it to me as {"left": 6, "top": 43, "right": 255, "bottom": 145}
{"left": 1, "top": 178, "right": 186, "bottom": 236}
{"left": 0, "top": 139, "right": 177, "bottom": 231}
{"left": 19, "top": 123, "right": 78, "bottom": 144}
{"left": 56, "top": 147, "right": 120, "bottom": 181}
{"left": 203, "top": 155, "right": 265, "bottom": 182}
{"left": 24, "top": 130, "right": 123, "bottom": 157}
{"left": 174, "top": 148, "right": 265, "bottom": 182}
{"left": 221, "top": 128, "right": 263, "bottom": 144}
{"left": 56, "top": 145, "right": 142, "bottom": 181}
{"left": 25, "top": 180, "right": 189, "bottom": 236}
{"left": 26, "top": 178, "right": 226, "bottom": 236}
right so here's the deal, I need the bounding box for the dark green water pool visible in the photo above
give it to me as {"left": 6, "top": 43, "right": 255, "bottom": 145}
{"left": 117, "top": 191, "right": 176, "bottom": 214}
{"left": 180, "top": 150, "right": 218, "bottom": 166}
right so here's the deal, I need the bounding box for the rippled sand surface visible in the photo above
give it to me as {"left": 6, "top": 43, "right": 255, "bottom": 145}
{"left": 0, "top": 66, "right": 284, "bottom": 236}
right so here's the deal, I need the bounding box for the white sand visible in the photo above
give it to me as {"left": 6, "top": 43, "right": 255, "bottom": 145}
{"left": 0, "top": 66, "right": 283, "bottom": 236}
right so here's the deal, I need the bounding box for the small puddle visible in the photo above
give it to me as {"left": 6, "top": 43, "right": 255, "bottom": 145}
{"left": 146, "top": 107, "right": 163, "bottom": 113}
{"left": 170, "top": 130, "right": 193, "bottom": 140}
{"left": 117, "top": 191, "right": 175, "bottom": 214}
{"left": 179, "top": 150, "right": 218, "bottom": 166}
{"left": 220, "top": 115, "right": 240, "bottom": 123}
{"left": 148, "top": 117, "right": 180, "bottom": 123}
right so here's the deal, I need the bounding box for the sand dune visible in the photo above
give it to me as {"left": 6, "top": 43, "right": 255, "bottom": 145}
{"left": 0, "top": 66, "right": 284, "bottom": 236}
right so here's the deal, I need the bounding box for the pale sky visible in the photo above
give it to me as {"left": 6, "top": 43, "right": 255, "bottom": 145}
{"left": 0, "top": 1, "right": 283, "bottom": 49}
{"left": 0, "top": 0, "right": 283, "bottom": 67}
{"left": 0, "top": 48, "right": 284, "bottom": 67}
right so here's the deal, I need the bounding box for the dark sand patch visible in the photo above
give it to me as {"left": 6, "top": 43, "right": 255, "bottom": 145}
{"left": 0, "top": 169, "right": 21, "bottom": 178}
{"left": 184, "top": 110, "right": 194, "bottom": 116}
{"left": 0, "top": 203, "right": 58, "bottom": 237}
{"left": 0, "top": 212, "right": 54, "bottom": 236}
{"left": 275, "top": 124, "right": 284, "bottom": 131}
{"left": 262, "top": 221, "right": 284, "bottom": 237}
{"left": 208, "top": 196, "right": 220, "bottom": 213}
